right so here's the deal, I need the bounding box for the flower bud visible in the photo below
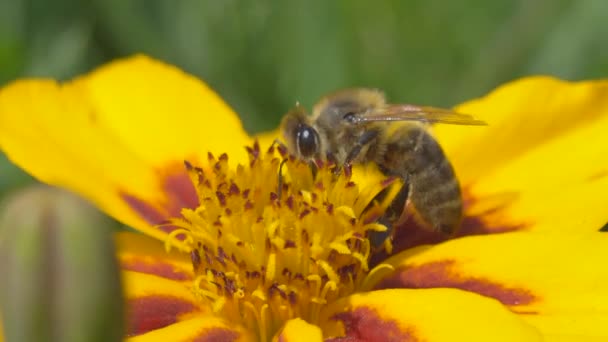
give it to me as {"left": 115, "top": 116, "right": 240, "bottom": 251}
{"left": 0, "top": 186, "right": 124, "bottom": 342}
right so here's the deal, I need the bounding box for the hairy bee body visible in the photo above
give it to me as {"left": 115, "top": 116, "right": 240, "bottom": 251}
{"left": 281, "top": 88, "right": 483, "bottom": 235}
{"left": 377, "top": 123, "right": 462, "bottom": 233}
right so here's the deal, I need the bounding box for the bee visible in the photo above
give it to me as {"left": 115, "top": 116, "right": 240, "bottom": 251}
{"left": 280, "top": 88, "right": 485, "bottom": 237}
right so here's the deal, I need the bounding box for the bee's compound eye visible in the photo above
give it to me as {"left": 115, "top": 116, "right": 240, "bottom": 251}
{"left": 343, "top": 112, "right": 357, "bottom": 123}
{"left": 296, "top": 124, "right": 319, "bottom": 159}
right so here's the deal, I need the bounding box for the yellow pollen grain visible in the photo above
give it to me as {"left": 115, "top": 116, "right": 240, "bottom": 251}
{"left": 161, "top": 142, "right": 401, "bottom": 340}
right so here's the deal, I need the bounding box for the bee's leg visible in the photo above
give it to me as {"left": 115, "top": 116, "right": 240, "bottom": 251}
{"left": 308, "top": 160, "right": 318, "bottom": 179}
{"left": 334, "top": 129, "right": 380, "bottom": 176}
{"left": 370, "top": 176, "right": 411, "bottom": 249}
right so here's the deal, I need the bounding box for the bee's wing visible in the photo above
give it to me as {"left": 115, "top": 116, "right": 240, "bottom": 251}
{"left": 355, "top": 104, "right": 487, "bottom": 126}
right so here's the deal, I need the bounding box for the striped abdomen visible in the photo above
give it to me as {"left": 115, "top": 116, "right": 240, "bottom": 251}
{"left": 377, "top": 124, "right": 462, "bottom": 234}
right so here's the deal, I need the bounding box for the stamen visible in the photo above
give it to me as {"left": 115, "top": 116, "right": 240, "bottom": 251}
{"left": 361, "top": 263, "right": 395, "bottom": 292}
{"left": 164, "top": 227, "right": 193, "bottom": 253}
{"left": 277, "top": 158, "right": 288, "bottom": 200}
{"left": 259, "top": 304, "right": 269, "bottom": 342}
{"left": 244, "top": 302, "right": 264, "bottom": 342}
{"left": 163, "top": 143, "right": 401, "bottom": 339}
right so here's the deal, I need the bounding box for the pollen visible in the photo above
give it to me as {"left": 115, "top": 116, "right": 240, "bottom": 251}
{"left": 164, "top": 142, "right": 400, "bottom": 340}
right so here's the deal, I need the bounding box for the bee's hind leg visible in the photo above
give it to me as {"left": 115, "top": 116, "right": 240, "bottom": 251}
{"left": 369, "top": 176, "right": 411, "bottom": 250}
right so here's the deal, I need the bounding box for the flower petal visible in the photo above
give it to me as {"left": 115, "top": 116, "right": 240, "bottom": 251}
{"left": 122, "top": 271, "right": 206, "bottom": 337}
{"left": 117, "top": 234, "right": 206, "bottom": 337}
{"left": 434, "top": 77, "right": 608, "bottom": 233}
{"left": 437, "top": 77, "right": 608, "bottom": 183}
{"left": 272, "top": 318, "right": 323, "bottom": 342}
{"left": 320, "top": 288, "right": 541, "bottom": 341}
{"left": 543, "top": 335, "right": 608, "bottom": 342}
{"left": 116, "top": 232, "right": 193, "bottom": 281}
{"left": 126, "top": 316, "right": 254, "bottom": 342}
{"left": 463, "top": 120, "right": 608, "bottom": 233}
{"left": 371, "top": 232, "right": 608, "bottom": 338}
{"left": 0, "top": 56, "right": 250, "bottom": 238}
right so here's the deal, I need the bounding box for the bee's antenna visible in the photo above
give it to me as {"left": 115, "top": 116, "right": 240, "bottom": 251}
{"left": 277, "top": 158, "right": 288, "bottom": 201}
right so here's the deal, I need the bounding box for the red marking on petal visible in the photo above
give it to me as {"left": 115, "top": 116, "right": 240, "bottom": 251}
{"left": 120, "top": 162, "right": 199, "bottom": 234}
{"left": 374, "top": 260, "right": 537, "bottom": 307}
{"left": 191, "top": 328, "right": 240, "bottom": 342}
{"left": 370, "top": 189, "right": 526, "bottom": 267}
{"left": 458, "top": 189, "right": 528, "bottom": 236}
{"left": 120, "top": 193, "right": 167, "bottom": 227}
{"left": 327, "top": 307, "right": 418, "bottom": 342}
{"left": 121, "top": 259, "right": 193, "bottom": 281}
{"left": 459, "top": 214, "right": 524, "bottom": 236}
{"left": 127, "top": 296, "right": 198, "bottom": 336}
{"left": 163, "top": 170, "right": 199, "bottom": 214}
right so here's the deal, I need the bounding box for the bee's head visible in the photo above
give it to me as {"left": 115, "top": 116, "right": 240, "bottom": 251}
{"left": 280, "top": 105, "right": 321, "bottom": 160}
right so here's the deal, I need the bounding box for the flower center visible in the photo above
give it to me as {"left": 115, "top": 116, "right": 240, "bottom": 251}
{"left": 165, "top": 142, "right": 400, "bottom": 340}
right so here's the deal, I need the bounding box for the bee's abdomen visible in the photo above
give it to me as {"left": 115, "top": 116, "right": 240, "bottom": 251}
{"left": 379, "top": 125, "right": 462, "bottom": 234}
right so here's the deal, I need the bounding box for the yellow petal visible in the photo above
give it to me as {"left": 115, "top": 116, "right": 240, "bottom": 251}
{"left": 543, "top": 335, "right": 608, "bottom": 342}
{"left": 437, "top": 77, "right": 608, "bottom": 182}
{"left": 371, "top": 232, "right": 608, "bottom": 338}
{"left": 81, "top": 55, "right": 249, "bottom": 165}
{"left": 434, "top": 77, "right": 608, "bottom": 233}
{"left": 320, "top": 288, "right": 541, "bottom": 341}
{"left": 126, "top": 316, "right": 254, "bottom": 342}
{"left": 0, "top": 56, "right": 250, "bottom": 239}
{"left": 464, "top": 119, "right": 608, "bottom": 233}
{"left": 116, "top": 232, "right": 193, "bottom": 282}
{"left": 122, "top": 271, "right": 206, "bottom": 337}
{"left": 117, "top": 233, "right": 205, "bottom": 336}
{"left": 272, "top": 318, "right": 323, "bottom": 342}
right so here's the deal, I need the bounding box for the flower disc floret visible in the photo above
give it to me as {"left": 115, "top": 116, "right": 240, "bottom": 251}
{"left": 164, "top": 142, "right": 399, "bottom": 340}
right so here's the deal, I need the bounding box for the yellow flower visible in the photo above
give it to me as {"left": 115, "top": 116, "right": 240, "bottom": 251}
{"left": 2, "top": 55, "right": 608, "bottom": 341}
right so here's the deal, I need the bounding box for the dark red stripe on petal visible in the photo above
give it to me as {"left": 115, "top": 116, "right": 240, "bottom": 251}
{"left": 327, "top": 307, "right": 418, "bottom": 342}
{"left": 457, "top": 214, "right": 524, "bottom": 236}
{"left": 374, "top": 260, "right": 536, "bottom": 306}
{"left": 192, "top": 328, "right": 240, "bottom": 342}
{"left": 127, "top": 296, "right": 198, "bottom": 336}
{"left": 121, "top": 259, "right": 193, "bottom": 281}
{"left": 371, "top": 190, "right": 526, "bottom": 267}
{"left": 163, "top": 169, "right": 199, "bottom": 216}
{"left": 119, "top": 192, "right": 181, "bottom": 235}
{"left": 121, "top": 192, "right": 167, "bottom": 226}
{"left": 458, "top": 189, "right": 528, "bottom": 236}
{"left": 119, "top": 161, "right": 199, "bottom": 233}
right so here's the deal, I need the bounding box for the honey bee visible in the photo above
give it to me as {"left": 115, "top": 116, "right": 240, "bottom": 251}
{"left": 280, "top": 88, "right": 485, "bottom": 237}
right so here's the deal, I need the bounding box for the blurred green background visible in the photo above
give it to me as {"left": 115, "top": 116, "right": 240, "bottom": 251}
{"left": 1, "top": 0, "right": 607, "bottom": 200}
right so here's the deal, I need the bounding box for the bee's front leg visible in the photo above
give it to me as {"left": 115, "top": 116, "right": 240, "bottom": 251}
{"left": 334, "top": 129, "right": 380, "bottom": 176}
